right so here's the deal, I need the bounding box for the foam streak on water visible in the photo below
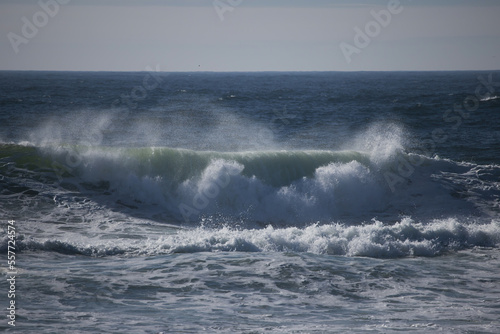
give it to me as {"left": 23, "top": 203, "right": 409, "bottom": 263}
{"left": 11, "top": 250, "right": 500, "bottom": 333}
{"left": 1, "top": 71, "right": 500, "bottom": 333}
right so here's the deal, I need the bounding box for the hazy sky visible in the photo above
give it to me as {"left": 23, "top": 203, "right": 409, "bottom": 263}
{"left": 1, "top": 0, "right": 499, "bottom": 71}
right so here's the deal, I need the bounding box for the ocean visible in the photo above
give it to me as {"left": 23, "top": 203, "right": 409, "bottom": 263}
{"left": 1, "top": 71, "right": 499, "bottom": 333}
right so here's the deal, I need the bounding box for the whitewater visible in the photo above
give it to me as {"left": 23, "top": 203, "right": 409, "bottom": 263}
{"left": 1, "top": 71, "right": 500, "bottom": 333}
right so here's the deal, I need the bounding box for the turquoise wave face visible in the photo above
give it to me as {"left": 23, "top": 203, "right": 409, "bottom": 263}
{"left": 2, "top": 142, "right": 499, "bottom": 227}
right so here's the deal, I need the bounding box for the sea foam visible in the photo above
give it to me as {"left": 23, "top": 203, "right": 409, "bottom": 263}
{"left": 9, "top": 218, "right": 499, "bottom": 258}
{"left": 29, "top": 141, "right": 498, "bottom": 226}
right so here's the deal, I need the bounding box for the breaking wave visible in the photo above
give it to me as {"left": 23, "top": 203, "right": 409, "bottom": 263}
{"left": 2, "top": 140, "right": 500, "bottom": 226}
{"left": 5, "top": 218, "right": 499, "bottom": 258}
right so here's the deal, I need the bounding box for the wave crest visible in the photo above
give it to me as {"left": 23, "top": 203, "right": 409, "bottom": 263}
{"left": 6, "top": 218, "right": 499, "bottom": 258}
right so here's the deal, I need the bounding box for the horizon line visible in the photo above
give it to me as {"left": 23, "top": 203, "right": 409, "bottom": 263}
{"left": 1, "top": 69, "right": 499, "bottom": 73}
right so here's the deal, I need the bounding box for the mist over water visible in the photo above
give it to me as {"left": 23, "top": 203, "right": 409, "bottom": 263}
{"left": 2, "top": 71, "right": 500, "bottom": 251}
{"left": 1, "top": 71, "right": 500, "bottom": 333}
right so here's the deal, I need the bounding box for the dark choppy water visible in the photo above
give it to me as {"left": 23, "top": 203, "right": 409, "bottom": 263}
{"left": 1, "top": 71, "right": 500, "bottom": 333}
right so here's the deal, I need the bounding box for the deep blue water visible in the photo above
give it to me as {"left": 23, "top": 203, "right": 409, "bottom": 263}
{"left": 1, "top": 71, "right": 500, "bottom": 333}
